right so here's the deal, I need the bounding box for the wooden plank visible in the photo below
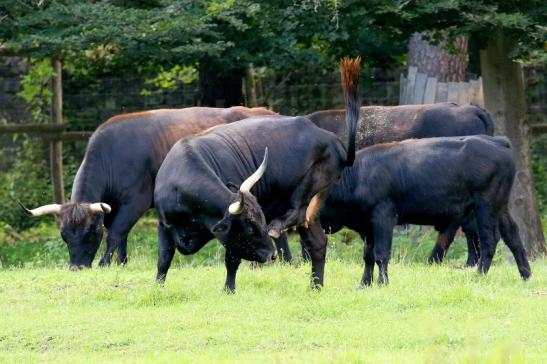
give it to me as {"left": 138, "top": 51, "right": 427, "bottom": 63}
{"left": 457, "top": 82, "right": 469, "bottom": 105}
{"left": 50, "top": 58, "right": 65, "bottom": 204}
{"left": 246, "top": 63, "right": 258, "bottom": 107}
{"left": 413, "top": 72, "right": 427, "bottom": 104}
{"left": 447, "top": 82, "right": 459, "bottom": 103}
{"left": 531, "top": 123, "right": 547, "bottom": 135}
{"left": 476, "top": 77, "right": 484, "bottom": 107}
{"left": 0, "top": 123, "right": 67, "bottom": 134}
{"left": 402, "top": 66, "right": 417, "bottom": 105}
{"left": 469, "top": 79, "right": 479, "bottom": 104}
{"left": 399, "top": 73, "right": 406, "bottom": 105}
{"left": 423, "top": 77, "right": 437, "bottom": 104}
{"left": 44, "top": 131, "right": 93, "bottom": 142}
{"left": 435, "top": 82, "right": 448, "bottom": 102}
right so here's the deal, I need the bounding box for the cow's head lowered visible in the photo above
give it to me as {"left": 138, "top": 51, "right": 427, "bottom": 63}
{"left": 22, "top": 202, "right": 111, "bottom": 269}
{"left": 211, "top": 148, "right": 277, "bottom": 263}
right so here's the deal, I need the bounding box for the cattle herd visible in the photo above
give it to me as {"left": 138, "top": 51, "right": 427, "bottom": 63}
{"left": 22, "top": 57, "right": 531, "bottom": 292}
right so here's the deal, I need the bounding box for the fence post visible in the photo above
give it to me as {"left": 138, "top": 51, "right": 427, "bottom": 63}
{"left": 245, "top": 63, "right": 258, "bottom": 107}
{"left": 50, "top": 58, "right": 65, "bottom": 204}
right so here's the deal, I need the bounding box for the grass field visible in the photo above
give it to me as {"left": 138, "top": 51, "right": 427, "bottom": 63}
{"left": 0, "top": 219, "right": 546, "bottom": 363}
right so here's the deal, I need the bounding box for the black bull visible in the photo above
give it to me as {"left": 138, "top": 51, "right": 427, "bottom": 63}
{"left": 23, "top": 106, "right": 277, "bottom": 268}
{"left": 319, "top": 135, "right": 531, "bottom": 284}
{"left": 153, "top": 57, "right": 362, "bottom": 291}
{"left": 274, "top": 102, "right": 495, "bottom": 265}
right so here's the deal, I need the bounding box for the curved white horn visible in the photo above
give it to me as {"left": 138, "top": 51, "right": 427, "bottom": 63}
{"left": 239, "top": 147, "right": 268, "bottom": 194}
{"left": 25, "top": 204, "right": 62, "bottom": 216}
{"left": 228, "top": 194, "right": 245, "bottom": 215}
{"left": 90, "top": 203, "right": 112, "bottom": 214}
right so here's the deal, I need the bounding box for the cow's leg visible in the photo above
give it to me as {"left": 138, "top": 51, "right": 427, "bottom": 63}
{"left": 278, "top": 187, "right": 331, "bottom": 262}
{"left": 461, "top": 214, "right": 480, "bottom": 267}
{"left": 98, "top": 202, "right": 148, "bottom": 266}
{"left": 267, "top": 179, "right": 332, "bottom": 238}
{"left": 473, "top": 196, "right": 499, "bottom": 275}
{"left": 156, "top": 222, "right": 175, "bottom": 283}
{"left": 371, "top": 202, "right": 397, "bottom": 285}
{"left": 428, "top": 223, "right": 459, "bottom": 264}
{"left": 224, "top": 250, "right": 241, "bottom": 293}
{"left": 298, "top": 221, "right": 327, "bottom": 289}
{"left": 360, "top": 228, "right": 375, "bottom": 287}
{"left": 498, "top": 207, "right": 531, "bottom": 280}
{"left": 300, "top": 236, "right": 311, "bottom": 262}
{"left": 116, "top": 236, "right": 129, "bottom": 265}
{"left": 274, "top": 233, "right": 292, "bottom": 262}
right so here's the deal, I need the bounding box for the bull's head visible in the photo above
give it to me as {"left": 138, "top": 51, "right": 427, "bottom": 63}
{"left": 22, "top": 202, "right": 111, "bottom": 269}
{"left": 211, "top": 148, "right": 277, "bottom": 263}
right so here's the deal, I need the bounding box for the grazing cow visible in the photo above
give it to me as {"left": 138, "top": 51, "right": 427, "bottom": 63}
{"left": 302, "top": 102, "right": 496, "bottom": 266}
{"left": 22, "top": 106, "right": 277, "bottom": 269}
{"left": 319, "top": 135, "right": 531, "bottom": 285}
{"left": 154, "top": 57, "right": 361, "bottom": 291}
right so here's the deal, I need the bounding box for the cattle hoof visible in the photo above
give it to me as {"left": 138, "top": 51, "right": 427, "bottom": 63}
{"left": 156, "top": 273, "right": 167, "bottom": 285}
{"left": 223, "top": 286, "right": 236, "bottom": 294}
{"left": 98, "top": 259, "right": 111, "bottom": 267}
{"left": 268, "top": 229, "right": 280, "bottom": 239}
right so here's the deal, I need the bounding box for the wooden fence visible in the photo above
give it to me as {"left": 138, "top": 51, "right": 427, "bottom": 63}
{"left": 399, "top": 66, "right": 484, "bottom": 106}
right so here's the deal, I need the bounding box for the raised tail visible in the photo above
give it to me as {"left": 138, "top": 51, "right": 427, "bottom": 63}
{"left": 340, "top": 57, "right": 361, "bottom": 166}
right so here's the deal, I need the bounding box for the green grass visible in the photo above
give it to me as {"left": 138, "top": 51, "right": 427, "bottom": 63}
{"left": 0, "top": 219, "right": 546, "bottom": 363}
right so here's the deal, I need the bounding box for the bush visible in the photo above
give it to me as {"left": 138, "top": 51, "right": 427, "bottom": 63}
{"left": 0, "top": 136, "right": 80, "bottom": 231}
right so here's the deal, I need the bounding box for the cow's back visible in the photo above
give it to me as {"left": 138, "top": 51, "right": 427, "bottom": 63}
{"left": 72, "top": 107, "right": 275, "bottom": 202}
{"left": 307, "top": 103, "right": 494, "bottom": 149}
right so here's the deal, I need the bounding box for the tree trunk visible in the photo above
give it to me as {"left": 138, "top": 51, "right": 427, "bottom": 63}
{"left": 408, "top": 32, "right": 468, "bottom": 82}
{"left": 480, "top": 32, "right": 546, "bottom": 258}
{"left": 245, "top": 63, "right": 258, "bottom": 107}
{"left": 50, "top": 58, "right": 64, "bottom": 204}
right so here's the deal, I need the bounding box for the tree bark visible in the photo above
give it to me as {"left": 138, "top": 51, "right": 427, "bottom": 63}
{"left": 480, "top": 32, "right": 546, "bottom": 258}
{"left": 50, "top": 58, "right": 65, "bottom": 204}
{"left": 408, "top": 32, "right": 468, "bottom": 82}
{"left": 245, "top": 63, "right": 258, "bottom": 107}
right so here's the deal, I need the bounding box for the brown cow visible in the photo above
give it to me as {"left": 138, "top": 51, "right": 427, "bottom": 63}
{"left": 23, "top": 106, "right": 277, "bottom": 269}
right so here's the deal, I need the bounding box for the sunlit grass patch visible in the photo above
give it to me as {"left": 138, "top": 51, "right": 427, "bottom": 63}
{"left": 0, "top": 221, "right": 546, "bottom": 362}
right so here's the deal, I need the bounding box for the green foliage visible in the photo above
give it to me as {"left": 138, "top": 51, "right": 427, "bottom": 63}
{"left": 140, "top": 65, "right": 198, "bottom": 96}
{"left": 2, "top": 0, "right": 545, "bottom": 79}
{"left": 368, "top": 0, "right": 547, "bottom": 60}
{"left": 0, "top": 138, "right": 80, "bottom": 230}
{"left": 0, "top": 138, "right": 53, "bottom": 231}
{"left": 0, "top": 0, "right": 225, "bottom": 68}
{"left": 16, "top": 58, "right": 54, "bottom": 122}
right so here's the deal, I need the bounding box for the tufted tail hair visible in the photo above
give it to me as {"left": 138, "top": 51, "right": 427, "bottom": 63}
{"left": 340, "top": 56, "right": 361, "bottom": 166}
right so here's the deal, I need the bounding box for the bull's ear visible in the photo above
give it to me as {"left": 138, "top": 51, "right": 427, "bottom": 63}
{"left": 212, "top": 219, "right": 230, "bottom": 234}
